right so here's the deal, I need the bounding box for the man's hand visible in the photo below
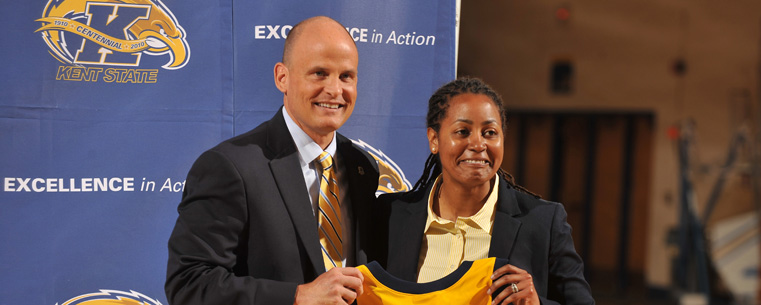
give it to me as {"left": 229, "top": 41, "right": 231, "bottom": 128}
{"left": 294, "top": 267, "right": 365, "bottom": 305}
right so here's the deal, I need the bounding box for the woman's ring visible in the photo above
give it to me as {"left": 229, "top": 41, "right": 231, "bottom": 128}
{"left": 511, "top": 283, "right": 519, "bottom": 294}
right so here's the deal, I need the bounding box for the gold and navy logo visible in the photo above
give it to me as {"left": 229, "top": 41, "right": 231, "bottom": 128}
{"left": 36, "top": 0, "right": 190, "bottom": 70}
{"left": 352, "top": 139, "right": 411, "bottom": 196}
{"left": 56, "top": 289, "right": 163, "bottom": 305}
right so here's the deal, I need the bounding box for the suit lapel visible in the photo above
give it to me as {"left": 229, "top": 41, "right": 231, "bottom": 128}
{"left": 384, "top": 178, "right": 522, "bottom": 279}
{"left": 489, "top": 179, "right": 523, "bottom": 259}
{"left": 336, "top": 136, "right": 378, "bottom": 266}
{"left": 386, "top": 190, "right": 428, "bottom": 281}
{"left": 267, "top": 109, "right": 324, "bottom": 275}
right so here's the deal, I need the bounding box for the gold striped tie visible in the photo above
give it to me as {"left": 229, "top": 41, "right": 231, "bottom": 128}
{"left": 317, "top": 152, "right": 342, "bottom": 270}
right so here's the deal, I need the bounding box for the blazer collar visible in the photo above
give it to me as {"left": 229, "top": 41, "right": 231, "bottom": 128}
{"left": 387, "top": 176, "right": 525, "bottom": 280}
{"left": 266, "top": 108, "right": 325, "bottom": 275}
{"left": 337, "top": 133, "right": 378, "bottom": 266}
{"left": 488, "top": 178, "right": 523, "bottom": 259}
{"left": 266, "top": 109, "right": 377, "bottom": 274}
{"left": 266, "top": 108, "right": 300, "bottom": 158}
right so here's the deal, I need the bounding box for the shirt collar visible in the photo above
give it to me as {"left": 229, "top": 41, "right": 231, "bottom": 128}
{"left": 282, "top": 108, "right": 337, "bottom": 165}
{"left": 424, "top": 175, "right": 499, "bottom": 232}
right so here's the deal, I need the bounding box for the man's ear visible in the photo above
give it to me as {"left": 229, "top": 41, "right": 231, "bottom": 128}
{"left": 274, "top": 62, "right": 288, "bottom": 93}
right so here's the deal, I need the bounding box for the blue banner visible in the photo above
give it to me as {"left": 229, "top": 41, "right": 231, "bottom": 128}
{"left": 0, "top": 1, "right": 456, "bottom": 304}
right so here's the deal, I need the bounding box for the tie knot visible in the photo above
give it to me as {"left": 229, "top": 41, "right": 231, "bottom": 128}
{"left": 317, "top": 151, "right": 334, "bottom": 170}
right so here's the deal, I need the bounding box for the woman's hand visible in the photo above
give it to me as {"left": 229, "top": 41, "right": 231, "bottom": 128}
{"left": 487, "top": 264, "right": 540, "bottom": 305}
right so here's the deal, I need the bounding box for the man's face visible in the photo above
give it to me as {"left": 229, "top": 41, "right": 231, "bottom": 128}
{"left": 275, "top": 21, "right": 358, "bottom": 146}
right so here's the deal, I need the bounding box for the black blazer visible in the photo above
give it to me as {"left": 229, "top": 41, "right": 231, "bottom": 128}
{"left": 365, "top": 176, "right": 595, "bottom": 305}
{"left": 165, "top": 109, "right": 379, "bottom": 305}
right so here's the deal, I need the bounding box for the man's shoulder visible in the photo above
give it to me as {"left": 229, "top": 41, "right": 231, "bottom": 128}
{"left": 226, "top": 121, "right": 272, "bottom": 145}
{"left": 336, "top": 133, "right": 379, "bottom": 173}
{"left": 202, "top": 115, "right": 286, "bottom": 161}
{"left": 210, "top": 124, "right": 265, "bottom": 151}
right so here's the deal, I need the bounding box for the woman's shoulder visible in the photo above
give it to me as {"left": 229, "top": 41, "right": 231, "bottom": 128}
{"left": 377, "top": 187, "right": 428, "bottom": 205}
{"left": 498, "top": 176, "right": 565, "bottom": 212}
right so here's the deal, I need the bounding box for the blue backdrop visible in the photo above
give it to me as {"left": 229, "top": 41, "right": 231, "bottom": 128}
{"left": 0, "top": 1, "right": 456, "bottom": 304}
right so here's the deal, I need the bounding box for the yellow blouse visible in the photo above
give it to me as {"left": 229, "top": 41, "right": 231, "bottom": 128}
{"left": 417, "top": 175, "right": 498, "bottom": 282}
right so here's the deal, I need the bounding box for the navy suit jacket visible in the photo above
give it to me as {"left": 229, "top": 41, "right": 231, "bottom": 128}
{"left": 165, "top": 109, "right": 379, "bottom": 305}
{"left": 364, "top": 176, "right": 594, "bottom": 305}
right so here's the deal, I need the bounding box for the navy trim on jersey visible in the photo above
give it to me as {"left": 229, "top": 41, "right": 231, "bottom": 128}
{"left": 490, "top": 258, "right": 510, "bottom": 297}
{"left": 364, "top": 258, "right": 510, "bottom": 294}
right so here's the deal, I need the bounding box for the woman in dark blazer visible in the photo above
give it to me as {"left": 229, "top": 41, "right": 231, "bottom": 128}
{"left": 364, "top": 77, "right": 594, "bottom": 304}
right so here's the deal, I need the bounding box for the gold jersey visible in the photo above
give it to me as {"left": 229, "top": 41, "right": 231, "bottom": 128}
{"left": 356, "top": 257, "right": 508, "bottom": 304}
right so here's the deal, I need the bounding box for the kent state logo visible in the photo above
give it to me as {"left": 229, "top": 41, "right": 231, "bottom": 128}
{"left": 352, "top": 139, "right": 411, "bottom": 196}
{"left": 56, "top": 289, "right": 163, "bottom": 305}
{"left": 35, "top": 0, "right": 190, "bottom": 70}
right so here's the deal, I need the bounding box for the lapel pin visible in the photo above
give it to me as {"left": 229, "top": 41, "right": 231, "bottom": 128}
{"left": 358, "top": 166, "right": 365, "bottom": 175}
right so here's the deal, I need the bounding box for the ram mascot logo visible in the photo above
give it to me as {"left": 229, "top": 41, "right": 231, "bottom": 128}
{"left": 56, "top": 289, "right": 163, "bottom": 305}
{"left": 36, "top": 0, "right": 189, "bottom": 69}
{"left": 352, "top": 139, "right": 411, "bottom": 196}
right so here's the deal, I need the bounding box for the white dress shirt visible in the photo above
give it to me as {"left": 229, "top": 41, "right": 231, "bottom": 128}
{"left": 282, "top": 109, "right": 353, "bottom": 267}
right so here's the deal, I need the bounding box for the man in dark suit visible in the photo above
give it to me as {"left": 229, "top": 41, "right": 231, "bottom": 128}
{"left": 165, "top": 16, "right": 379, "bottom": 305}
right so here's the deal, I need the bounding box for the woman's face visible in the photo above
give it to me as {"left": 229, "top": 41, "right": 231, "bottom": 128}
{"left": 428, "top": 93, "right": 504, "bottom": 189}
